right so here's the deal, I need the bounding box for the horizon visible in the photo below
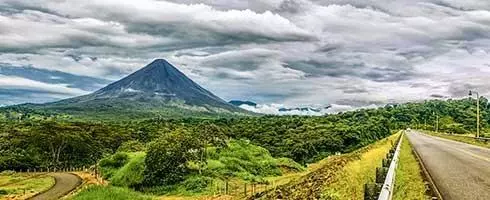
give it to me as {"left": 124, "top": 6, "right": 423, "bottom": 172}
{"left": 1, "top": 0, "right": 490, "bottom": 115}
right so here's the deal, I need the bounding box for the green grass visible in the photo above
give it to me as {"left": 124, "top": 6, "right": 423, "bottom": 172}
{"left": 393, "top": 135, "right": 428, "bottom": 200}
{"left": 205, "top": 139, "right": 304, "bottom": 182}
{"left": 99, "top": 151, "right": 146, "bottom": 187}
{"left": 0, "top": 172, "right": 54, "bottom": 199}
{"left": 321, "top": 133, "right": 400, "bottom": 200}
{"left": 111, "top": 152, "right": 146, "bottom": 187}
{"left": 426, "top": 131, "right": 490, "bottom": 148}
{"left": 71, "top": 185, "right": 154, "bottom": 200}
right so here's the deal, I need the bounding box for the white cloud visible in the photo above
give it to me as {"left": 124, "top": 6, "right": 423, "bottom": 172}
{"left": 0, "top": 75, "right": 89, "bottom": 96}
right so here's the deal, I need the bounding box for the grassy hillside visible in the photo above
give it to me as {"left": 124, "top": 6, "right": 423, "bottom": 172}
{"left": 256, "top": 132, "right": 399, "bottom": 200}
{"left": 97, "top": 139, "right": 303, "bottom": 197}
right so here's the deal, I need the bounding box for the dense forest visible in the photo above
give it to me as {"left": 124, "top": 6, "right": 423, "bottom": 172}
{"left": 0, "top": 97, "right": 486, "bottom": 191}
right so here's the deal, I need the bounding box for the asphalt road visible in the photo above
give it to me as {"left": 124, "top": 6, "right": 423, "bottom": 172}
{"left": 29, "top": 173, "right": 82, "bottom": 200}
{"left": 406, "top": 131, "right": 490, "bottom": 200}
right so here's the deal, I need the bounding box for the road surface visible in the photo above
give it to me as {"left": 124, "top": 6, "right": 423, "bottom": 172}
{"left": 29, "top": 173, "right": 82, "bottom": 200}
{"left": 406, "top": 131, "right": 490, "bottom": 200}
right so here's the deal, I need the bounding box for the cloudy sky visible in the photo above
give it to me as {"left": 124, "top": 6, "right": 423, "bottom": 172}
{"left": 1, "top": 0, "right": 490, "bottom": 113}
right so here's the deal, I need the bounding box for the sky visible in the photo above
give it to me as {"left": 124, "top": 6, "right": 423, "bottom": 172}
{"left": 1, "top": 0, "right": 490, "bottom": 114}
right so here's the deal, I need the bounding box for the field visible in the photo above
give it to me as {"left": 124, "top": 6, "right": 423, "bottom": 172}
{"left": 0, "top": 172, "right": 55, "bottom": 199}
{"left": 393, "top": 134, "right": 428, "bottom": 200}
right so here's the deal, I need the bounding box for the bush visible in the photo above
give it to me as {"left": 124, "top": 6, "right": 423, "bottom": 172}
{"left": 99, "top": 152, "right": 130, "bottom": 179}
{"left": 111, "top": 152, "right": 146, "bottom": 187}
{"left": 99, "top": 152, "right": 129, "bottom": 169}
{"left": 182, "top": 176, "right": 212, "bottom": 192}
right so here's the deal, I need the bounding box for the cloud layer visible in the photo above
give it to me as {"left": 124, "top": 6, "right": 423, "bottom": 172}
{"left": 1, "top": 0, "right": 490, "bottom": 113}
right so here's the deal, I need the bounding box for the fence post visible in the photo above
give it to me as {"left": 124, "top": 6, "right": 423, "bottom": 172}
{"left": 244, "top": 183, "right": 247, "bottom": 196}
{"left": 225, "top": 181, "right": 229, "bottom": 195}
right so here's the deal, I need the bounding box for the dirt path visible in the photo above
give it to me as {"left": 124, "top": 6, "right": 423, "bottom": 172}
{"left": 29, "top": 173, "right": 82, "bottom": 200}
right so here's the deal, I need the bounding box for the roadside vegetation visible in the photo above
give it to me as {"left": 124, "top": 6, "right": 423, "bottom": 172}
{"left": 393, "top": 135, "right": 428, "bottom": 200}
{"left": 320, "top": 133, "right": 399, "bottom": 200}
{"left": 425, "top": 131, "right": 490, "bottom": 148}
{"left": 0, "top": 171, "right": 55, "bottom": 199}
{"left": 71, "top": 185, "right": 153, "bottom": 200}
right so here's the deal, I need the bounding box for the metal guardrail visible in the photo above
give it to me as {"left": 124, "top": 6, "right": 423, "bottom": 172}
{"left": 377, "top": 133, "right": 403, "bottom": 200}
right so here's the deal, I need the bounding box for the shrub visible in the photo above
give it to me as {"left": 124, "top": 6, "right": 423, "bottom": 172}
{"left": 111, "top": 152, "right": 146, "bottom": 187}
{"left": 99, "top": 152, "right": 130, "bottom": 179}
{"left": 99, "top": 152, "right": 129, "bottom": 169}
{"left": 182, "top": 176, "right": 212, "bottom": 192}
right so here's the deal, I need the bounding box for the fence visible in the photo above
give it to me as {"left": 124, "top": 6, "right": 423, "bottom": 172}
{"left": 364, "top": 133, "right": 403, "bottom": 200}
{"left": 207, "top": 179, "right": 278, "bottom": 198}
{"left": 4, "top": 165, "right": 103, "bottom": 181}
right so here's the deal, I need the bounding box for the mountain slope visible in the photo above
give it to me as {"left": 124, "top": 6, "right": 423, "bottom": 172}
{"left": 21, "top": 59, "right": 248, "bottom": 120}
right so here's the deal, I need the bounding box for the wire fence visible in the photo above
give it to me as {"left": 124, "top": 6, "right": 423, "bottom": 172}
{"left": 207, "top": 180, "right": 279, "bottom": 198}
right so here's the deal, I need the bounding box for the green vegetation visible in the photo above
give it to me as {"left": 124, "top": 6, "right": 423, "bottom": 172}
{"left": 0, "top": 172, "right": 55, "bottom": 199}
{"left": 99, "top": 152, "right": 146, "bottom": 187}
{"left": 426, "top": 131, "right": 490, "bottom": 148}
{"left": 71, "top": 185, "right": 153, "bottom": 200}
{"left": 99, "top": 138, "right": 303, "bottom": 195}
{"left": 2, "top": 97, "right": 490, "bottom": 198}
{"left": 393, "top": 135, "right": 428, "bottom": 200}
{"left": 321, "top": 133, "right": 399, "bottom": 200}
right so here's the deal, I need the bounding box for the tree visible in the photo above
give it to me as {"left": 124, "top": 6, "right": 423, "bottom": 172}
{"left": 143, "top": 128, "right": 202, "bottom": 186}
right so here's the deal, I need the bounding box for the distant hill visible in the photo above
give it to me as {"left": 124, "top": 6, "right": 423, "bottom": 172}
{"left": 18, "top": 59, "right": 249, "bottom": 120}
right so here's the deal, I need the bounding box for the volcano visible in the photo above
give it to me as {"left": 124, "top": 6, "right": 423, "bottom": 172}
{"left": 22, "top": 59, "right": 246, "bottom": 119}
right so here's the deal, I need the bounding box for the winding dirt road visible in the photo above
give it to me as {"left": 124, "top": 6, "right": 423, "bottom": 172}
{"left": 29, "top": 173, "right": 82, "bottom": 200}
{"left": 407, "top": 131, "right": 490, "bottom": 200}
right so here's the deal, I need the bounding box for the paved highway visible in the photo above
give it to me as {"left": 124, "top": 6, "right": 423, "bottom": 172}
{"left": 406, "top": 131, "right": 490, "bottom": 200}
{"left": 29, "top": 173, "right": 81, "bottom": 200}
